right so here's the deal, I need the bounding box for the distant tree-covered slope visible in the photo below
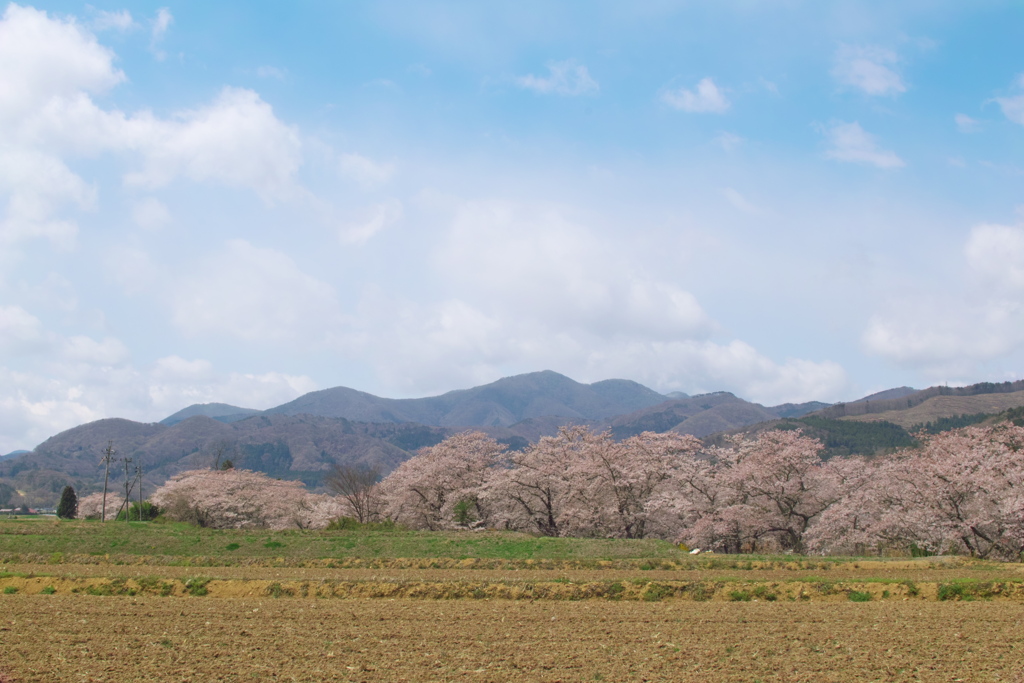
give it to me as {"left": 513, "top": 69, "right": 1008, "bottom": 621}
{"left": 263, "top": 370, "right": 668, "bottom": 427}
{"left": 815, "top": 380, "right": 1024, "bottom": 421}
{"left": 779, "top": 416, "right": 917, "bottom": 457}
{"left": 160, "top": 403, "right": 261, "bottom": 426}
{"left": 0, "top": 415, "right": 452, "bottom": 507}
{"left": 834, "top": 391, "right": 1024, "bottom": 429}
{"left": 848, "top": 387, "right": 917, "bottom": 403}
{"left": 0, "top": 450, "right": 30, "bottom": 461}
{"left": 603, "top": 392, "right": 828, "bottom": 439}
{"left": 704, "top": 415, "right": 917, "bottom": 458}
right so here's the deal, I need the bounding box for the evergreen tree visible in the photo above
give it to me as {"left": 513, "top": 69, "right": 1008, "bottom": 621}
{"left": 56, "top": 485, "right": 78, "bottom": 519}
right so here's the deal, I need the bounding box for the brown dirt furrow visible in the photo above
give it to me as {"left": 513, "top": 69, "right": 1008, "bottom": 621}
{"left": 2, "top": 575, "right": 1023, "bottom": 601}
{"left": 1, "top": 596, "right": 1024, "bottom": 682}
{"left": 4, "top": 561, "right": 1024, "bottom": 584}
{"left": 3, "top": 552, "right": 1009, "bottom": 573}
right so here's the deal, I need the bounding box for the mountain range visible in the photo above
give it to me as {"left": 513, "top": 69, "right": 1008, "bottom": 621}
{"left": 1, "top": 371, "right": 825, "bottom": 506}
{"left": 162, "top": 370, "right": 672, "bottom": 427}
{"left": 9, "top": 371, "right": 1024, "bottom": 509}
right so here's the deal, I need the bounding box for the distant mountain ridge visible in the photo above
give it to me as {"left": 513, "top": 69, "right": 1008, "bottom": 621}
{"left": 814, "top": 380, "right": 1024, "bottom": 420}
{"left": 835, "top": 390, "right": 1024, "bottom": 429}
{"left": 0, "top": 450, "right": 29, "bottom": 462}
{"left": 13, "top": 372, "right": 1024, "bottom": 509}
{"left": 0, "top": 414, "right": 449, "bottom": 508}
{"left": 161, "top": 403, "right": 261, "bottom": 426}
{"left": 848, "top": 387, "right": 917, "bottom": 404}
{"left": 602, "top": 392, "right": 828, "bottom": 439}
{"left": 0, "top": 371, "right": 833, "bottom": 506}
{"left": 263, "top": 371, "right": 669, "bottom": 427}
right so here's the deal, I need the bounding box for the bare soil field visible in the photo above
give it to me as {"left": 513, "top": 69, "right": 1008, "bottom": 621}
{"left": 4, "top": 555, "right": 1024, "bottom": 582}
{"left": 4, "top": 523, "right": 1024, "bottom": 680}
{"left": 3, "top": 596, "right": 1024, "bottom": 682}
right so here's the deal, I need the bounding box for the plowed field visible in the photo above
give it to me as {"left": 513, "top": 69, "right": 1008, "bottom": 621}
{"left": 3, "top": 524, "right": 1024, "bottom": 680}
{"left": 3, "top": 596, "right": 1024, "bottom": 682}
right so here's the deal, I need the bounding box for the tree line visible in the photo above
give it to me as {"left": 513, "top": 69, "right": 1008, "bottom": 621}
{"left": 377, "top": 423, "right": 1024, "bottom": 559}
{"left": 71, "top": 421, "right": 1024, "bottom": 560}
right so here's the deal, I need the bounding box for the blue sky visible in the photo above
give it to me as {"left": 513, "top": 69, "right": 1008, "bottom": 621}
{"left": 2, "top": 1, "right": 1024, "bottom": 451}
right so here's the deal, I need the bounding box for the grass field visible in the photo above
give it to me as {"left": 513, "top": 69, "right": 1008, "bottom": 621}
{"left": 3, "top": 520, "right": 1024, "bottom": 681}
{"left": 0, "top": 518, "right": 687, "bottom": 563}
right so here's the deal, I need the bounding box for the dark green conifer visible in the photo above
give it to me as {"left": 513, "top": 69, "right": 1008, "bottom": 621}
{"left": 56, "top": 485, "right": 78, "bottom": 519}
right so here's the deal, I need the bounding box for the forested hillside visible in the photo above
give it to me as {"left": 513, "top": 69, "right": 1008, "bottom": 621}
{"left": 10, "top": 375, "right": 1024, "bottom": 509}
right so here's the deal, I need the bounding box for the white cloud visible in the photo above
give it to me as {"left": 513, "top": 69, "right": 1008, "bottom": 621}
{"left": 16, "top": 272, "right": 78, "bottom": 312}
{"left": 0, "top": 300, "right": 317, "bottom": 450}
{"left": 0, "top": 304, "right": 47, "bottom": 354}
{"left": 823, "top": 121, "right": 904, "bottom": 168}
{"left": 0, "top": 352, "right": 316, "bottom": 452}
{"left": 995, "top": 75, "right": 1024, "bottom": 125}
{"left": 832, "top": 45, "right": 905, "bottom": 96}
{"left": 0, "top": 147, "right": 95, "bottom": 248}
{"left": 863, "top": 302, "right": 1022, "bottom": 370}
{"left": 90, "top": 9, "right": 136, "bottom": 32}
{"left": 103, "top": 245, "right": 163, "bottom": 295}
{"left": 759, "top": 77, "right": 779, "bottom": 95}
{"left": 255, "top": 65, "right": 287, "bottom": 79}
{"left": 334, "top": 198, "right": 849, "bottom": 405}
{"left": 594, "top": 340, "right": 848, "bottom": 407}
{"left": 123, "top": 87, "right": 303, "bottom": 201}
{"left": 0, "top": 5, "right": 116, "bottom": 246}
{"left": 0, "top": 4, "right": 124, "bottom": 122}
{"left": 721, "top": 188, "right": 762, "bottom": 215}
{"left": 965, "top": 223, "right": 1024, "bottom": 290}
{"left": 149, "top": 7, "right": 172, "bottom": 60}
{"left": 147, "top": 356, "right": 317, "bottom": 415}
{"left": 352, "top": 293, "right": 847, "bottom": 406}
{"left": 0, "top": 368, "right": 103, "bottom": 451}
{"left": 61, "top": 335, "right": 130, "bottom": 366}
{"left": 436, "top": 200, "right": 713, "bottom": 340}
{"left": 515, "top": 59, "right": 599, "bottom": 96}
{"left": 340, "top": 199, "right": 403, "bottom": 245}
{"left": 0, "top": 6, "right": 307, "bottom": 250}
{"left": 714, "top": 132, "right": 742, "bottom": 151}
{"left": 863, "top": 222, "right": 1024, "bottom": 375}
{"left": 171, "top": 239, "right": 343, "bottom": 344}
{"left": 339, "top": 152, "right": 395, "bottom": 188}
{"left": 955, "top": 113, "right": 980, "bottom": 133}
{"left": 132, "top": 197, "right": 171, "bottom": 231}
{"left": 662, "top": 77, "right": 730, "bottom": 113}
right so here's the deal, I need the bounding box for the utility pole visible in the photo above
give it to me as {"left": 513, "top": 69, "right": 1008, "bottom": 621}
{"left": 136, "top": 457, "right": 144, "bottom": 521}
{"left": 122, "top": 455, "right": 133, "bottom": 524}
{"left": 100, "top": 441, "right": 115, "bottom": 523}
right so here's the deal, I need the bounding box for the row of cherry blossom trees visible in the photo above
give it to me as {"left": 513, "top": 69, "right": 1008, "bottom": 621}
{"left": 378, "top": 423, "right": 1024, "bottom": 559}
{"left": 75, "top": 420, "right": 1024, "bottom": 559}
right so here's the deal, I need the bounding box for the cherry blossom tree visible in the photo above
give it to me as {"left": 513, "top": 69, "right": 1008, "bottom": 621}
{"left": 645, "top": 446, "right": 721, "bottom": 544}
{"left": 484, "top": 425, "right": 599, "bottom": 536}
{"left": 379, "top": 431, "right": 506, "bottom": 530}
{"left": 293, "top": 493, "right": 348, "bottom": 530}
{"left": 586, "top": 431, "right": 704, "bottom": 538}
{"left": 150, "top": 468, "right": 314, "bottom": 530}
{"left": 808, "top": 424, "right": 1024, "bottom": 559}
{"left": 672, "top": 430, "right": 838, "bottom": 553}
{"left": 77, "top": 491, "right": 123, "bottom": 521}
